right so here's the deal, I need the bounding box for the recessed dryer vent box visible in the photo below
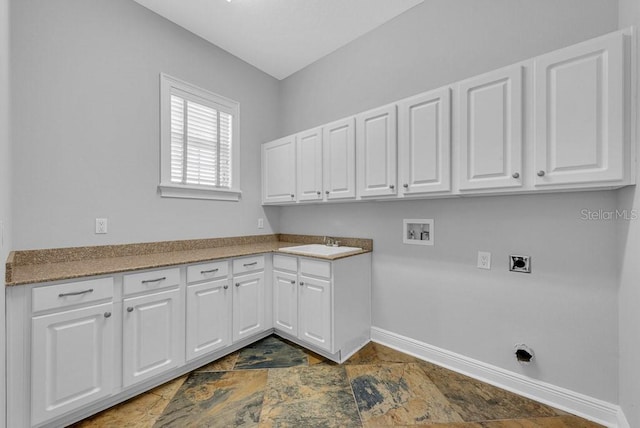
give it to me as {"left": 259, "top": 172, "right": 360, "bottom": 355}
{"left": 509, "top": 255, "right": 531, "bottom": 273}
{"left": 403, "top": 219, "right": 434, "bottom": 246}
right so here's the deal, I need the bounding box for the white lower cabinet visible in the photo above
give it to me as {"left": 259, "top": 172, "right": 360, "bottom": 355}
{"left": 12, "top": 251, "right": 369, "bottom": 427}
{"left": 272, "top": 253, "right": 371, "bottom": 361}
{"left": 232, "top": 256, "right": 267, "bottom": 342}
{"left": 31, "top": 301, "right": 115, "bottom": 426}
{"left": 122, "top": 287, "right": 183, "bottom": 388}
{"left": 186, "top": 277, "right": 231, "bottom": 361}
{"left": 298, "top": 274, "right": 332, "bottom": 352}
{"left": 273, "top": 269, "right": 298, "bottom": 336}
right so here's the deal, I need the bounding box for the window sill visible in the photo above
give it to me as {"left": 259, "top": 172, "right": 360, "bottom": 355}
{"left": 158, "top": 183, "right": 242, "bottom": 201}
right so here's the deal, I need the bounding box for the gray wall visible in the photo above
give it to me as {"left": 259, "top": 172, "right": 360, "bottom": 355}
{"left": 10, "top": 0, "right": 281, "bottom": 250}
{"left": 0, "top": 0, "right": 10, "bottom": 424}
{"left": 617, "top": 0, "right": 640, "bottom": 425}
{"left": 278, "top": 0, "right": 621, "bottom": 402}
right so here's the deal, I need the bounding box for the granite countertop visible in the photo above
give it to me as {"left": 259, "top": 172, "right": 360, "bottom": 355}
{"left": 5, "top": 234, "right": 372, "bottom": 286}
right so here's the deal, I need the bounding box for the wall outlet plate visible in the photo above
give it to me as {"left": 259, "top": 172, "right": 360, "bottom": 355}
{"left": 509, "top": 255, "right": 531, "bottom": 273}
{"left": 95, "top": 218, "right": 108, "bottom": 234}
{"left": 477, "top": 251, "right": 491, "bottom": 269}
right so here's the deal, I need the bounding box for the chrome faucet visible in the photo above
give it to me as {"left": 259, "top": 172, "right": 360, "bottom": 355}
{"left": 324, "top": 236, "right": 340, "bottom": 247}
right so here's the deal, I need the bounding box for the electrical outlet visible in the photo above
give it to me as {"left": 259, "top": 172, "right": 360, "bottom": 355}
{"left": 95, "top": 218, "right": 108, "bottom": 234}
{"left": 477, "top": 251, "right": 491, "bottom": 270}
{"left": 257, "top": 218, "right": 264, "bottom": 229}
{"left": 509, "top": 255, "right": 531, "bottom": 273}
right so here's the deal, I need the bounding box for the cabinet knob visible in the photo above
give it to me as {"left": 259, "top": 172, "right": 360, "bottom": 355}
{"left": 299, "top": 281, "right": 304, "bottom": 286}
{"left": 290, "top": 280, "right": 296, "bottom": 284}
{"left": 235, "top": 283, "right": 240, "bottom": 287}
{"left": 325, "top": 191, "right": 330, "bottom": 195}
{"left": 389, "top": 184, "right": 395, "bottom": 190}
{"left": 403, "top": 183, "right": 409, "bottom": 188}
{"left": 104, "top": 312, "right": 111, "bottom": 318}
{"left": 126, "top": 307, "right": 134, "bottom": 313}
{"left": 537, "top": 170, "right": 546, "bottom": 177}
{"left": 290, "top": 194, "right": 295, "bottom": 198}
{"left": 512, "top": 172, "right": 520, "bottom": 179}
{"left": 223, "top": 285, "right": 229, "bottom": 290}
{"left": 317, "top": 191, "right": 321, "bottom": 196}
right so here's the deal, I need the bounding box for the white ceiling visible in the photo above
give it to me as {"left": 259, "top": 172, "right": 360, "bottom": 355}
{"left": 133, "top": 0, "right": 424, "bottom": 80}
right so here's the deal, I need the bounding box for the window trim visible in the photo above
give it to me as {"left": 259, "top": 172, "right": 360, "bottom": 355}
{"left": 159, "top": 73, "right": 241, "bottom": 201}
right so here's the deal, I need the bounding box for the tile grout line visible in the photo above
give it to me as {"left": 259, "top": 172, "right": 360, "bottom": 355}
{"left": 344, "top": 361, "right": 367, "bottom": 427}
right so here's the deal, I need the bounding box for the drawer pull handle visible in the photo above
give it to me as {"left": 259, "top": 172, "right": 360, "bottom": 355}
{"left": 127, "top": 307, "right": 134, "bottom": 312}
{"left": 141, "top": 277, "right": 166, "bottom": 284}
{"left": 201, "top": 268, "right": 219, "bottom": 274}
{"left": 58, "top": 288, "right": 94, "bottom": 298}
{"left": 104, "top": 312, "right": 112, "bottom": 318}
{"left": 235, "top": 283, "right": 240, "bottom": 287}
{"left": 299, "top": 281, "right": 304, "bottom": 286}
{"left": 223, "top": 285, "right": 229, "bottom": 290}
{"left": 243, "top": 262, "right": 258, "bottom": 267}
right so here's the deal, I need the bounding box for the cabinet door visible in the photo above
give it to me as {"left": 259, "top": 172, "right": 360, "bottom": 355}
{"left": 458, "top": 65, "right": 523, "bottom": 190}
{"left": 297, "top": 128, "right": 323, "bottom": 202}
{"left": 123, "top": 288, "right": 182, "bottom": 388}
{"left": 273, "top": 270, "right": 298, "bottom": 336}
{"left": 323, "top": 118, "right": 356, "bottom": 200}
{"left": 31, "top": 302, "right": 114, "bottom": 426}
{"left": 262, "top": 136, "right": 296, "bottom": 204}
{"left": 186, "top": 278, "right": 231, "bottom": 361}
{"left": 232, "top": 272, "right": 265, "bottom": 342}
{"left": 398, "top": 87, "right": 451, "bottom": 195}
{"left": 298, "top": 275, "right": 332, "bottom": 352}
{"left": 534, "top": 31, "right": 625, "bottom": 186}
{"left": 356, "top": 105, "right": 397, "bottom": 197}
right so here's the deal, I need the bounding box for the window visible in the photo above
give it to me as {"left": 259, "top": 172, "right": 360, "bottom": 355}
{"left": 159, "top": 73, "right": 240, "bottom": 201}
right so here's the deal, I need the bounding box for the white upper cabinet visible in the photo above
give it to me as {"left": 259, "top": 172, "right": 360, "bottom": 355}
{"left": 534, "top": 31, "right": 627, "bottom": 186}
{"left": 296, "top": 128, "right": 324, "bottom": 201}
{"left": 323, "top": 118, "right": 356, "bottom": 200}
{"left": 262, "top": 136, "right": 296, "bottom": 204}
{"left": 260, "top": 28, "right": 634, "bottom": 205}
{"left": 458, "top": 64, "right": 524, "bottom": 191}
{"left": 356, "top": 104, "right": 398, "bottom": 198}
{"left": 398, "top": 87, "right": 451, "bottom": 195}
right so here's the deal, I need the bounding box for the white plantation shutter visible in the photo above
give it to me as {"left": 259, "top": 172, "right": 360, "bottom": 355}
{"left": 160, "top": 74, "right": 240, "bottom": 201}
{"left": 168, "top": 94, "right": 234, "bottom": 188}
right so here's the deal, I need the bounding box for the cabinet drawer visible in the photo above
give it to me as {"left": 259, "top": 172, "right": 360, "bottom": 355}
{"left": 187, "top": 260, "right": 229, "bottom": 284}
{"left": 32, "top": 277, "right": 114, "bottom": 313}
{"left": 273, "top": 254, "right": 297, "bottom": 272}
{"left": 233, "top": 255, "right": 265, "bottom": 274}
{"left": 123, "top": 268, "right": 180, "bottom": 296}
{"left": 300, "top": 258, "right": 331, "bottom": 279}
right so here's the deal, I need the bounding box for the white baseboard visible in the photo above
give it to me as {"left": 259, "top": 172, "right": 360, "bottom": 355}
{"left": 371, "top": 327, "right": 625, "bottom": 428}
{"left": 617, "top": 408, "right": 631, "bottom": 428}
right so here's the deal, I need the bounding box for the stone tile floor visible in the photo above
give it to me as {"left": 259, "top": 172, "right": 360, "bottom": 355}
{"left": 72, "top": 336, "right": 603, "bottom": 427}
